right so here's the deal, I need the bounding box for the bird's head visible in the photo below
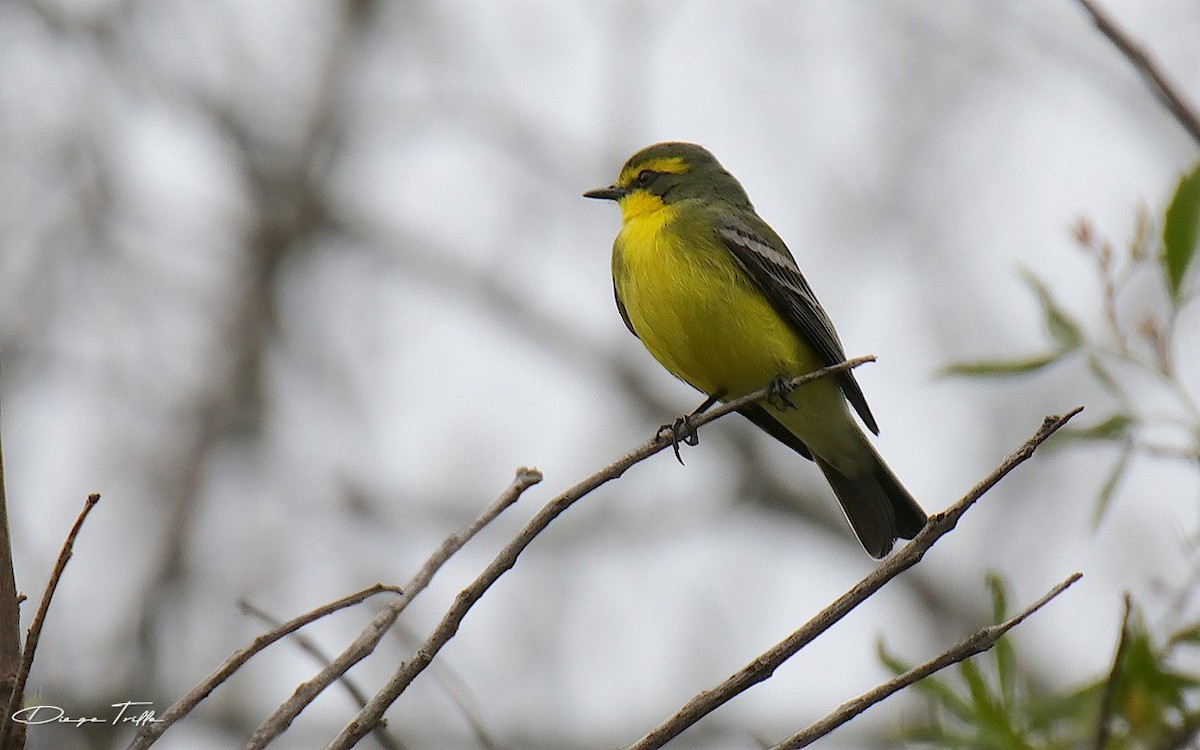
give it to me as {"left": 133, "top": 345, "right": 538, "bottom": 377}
{"left": 584, "top": 142, "right": 753, "bottom": 220}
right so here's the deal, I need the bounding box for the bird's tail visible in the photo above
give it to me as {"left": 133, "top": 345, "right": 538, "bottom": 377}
{"left": 813, "top": 442, "right": 927, "bottom": 559}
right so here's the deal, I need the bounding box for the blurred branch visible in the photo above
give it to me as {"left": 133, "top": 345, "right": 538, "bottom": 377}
{"left": 1075, "top": 0, "right": 1200, "bottom": 148}
{"left": 623, "top": 407, "right": 1084, "bottom": 750}
{"left": 132, "top": 466, "right": 537, "bottom": 749}
{"left": 239, "top": 466, "right": 542, "bottom": 750}
{"left": 388, "top": 623, "right": 499, "bottom": 750}
{"left": 771, "top": 571, "right": 1082, "bottom": 750}
{"left": 0, "top": 405, "right": 23, "bottom": 750}
{"left": 323, "top": 358, "right": 877, "bottom": 749}
{"left": 0, "top": 493, "right": 101, "bottom": 749}
{"left": 120, "top": 0, "right": 382, "bottom": 712}
{"left": 365, "top": 227, "right": 673, "bottom": 420}
{"left": 238, "top": 602, "right": 405, "bottom": 750}
{"left": 126, "top": 582, "right": 401, "bottom": 749}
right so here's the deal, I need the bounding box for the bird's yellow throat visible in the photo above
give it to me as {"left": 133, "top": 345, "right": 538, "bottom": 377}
{"left": 616, "top": 192, "right": 679, "bottom": 258}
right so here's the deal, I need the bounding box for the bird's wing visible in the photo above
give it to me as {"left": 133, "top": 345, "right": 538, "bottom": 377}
{"left": 717, "top": 216, "right": 879, "bottom": 434}
{"left": 613, "top": 280, "right": 638, "bottom": 337}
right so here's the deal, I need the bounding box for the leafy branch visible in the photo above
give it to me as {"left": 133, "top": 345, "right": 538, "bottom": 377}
{"left": 907, "top": 4, "right": 1200, "bottom": 747}
{"left": 945, "top": 163, "right": 1200, "bottom": 525}
{"left": 621, "top": 409, "right": 1082, "bottom": 750}
{"left": 775, "top": 572, "right": 1082, "bottom": 750}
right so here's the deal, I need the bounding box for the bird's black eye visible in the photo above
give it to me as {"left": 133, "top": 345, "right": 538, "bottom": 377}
{"left": 634, "top": 169, "right": 656, "bottom": 187}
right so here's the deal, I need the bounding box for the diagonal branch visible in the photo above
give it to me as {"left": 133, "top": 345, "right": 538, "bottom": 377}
{"left": 239, "top": 466, "right": 543, "bottom": 750}
{"left": 1075, "top": 0, "right": 1200, "bottom": 148}
{"left": 621, "top": 407, "right": 1084, "bottom": 750}
{"left": 127, "top": 583, "right": 401, "bottom": 749}
{"left": 237, "top": 601, "right": 406, "bottom": 750}
{"left": 1, "top": 493, "right": 101, "bottom": 749}
{"left": 322, "top": 357, "right": 879, "bottom": 749}
{"left": 130, "top": 467, "right": 541, "bottom": 750}
{"left": 771, "top": 571, "right": 1083, "bottom": 749}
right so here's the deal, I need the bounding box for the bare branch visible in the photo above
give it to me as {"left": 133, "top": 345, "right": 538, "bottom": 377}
{"left": 388, "top": 623, "right": 499, "bottom": 750}
{"left": 322, "top": 358, "right": 878, "bottom": 749}
{"left": 771, "top": 572, "right": 1083, "bottom": 749}
{"left": 132, "top": 466, "right": 539, "bottom": 749}
{"left": 239, "top": 466, "right": 543, "bottom": 750}
{"left": 622, "top": 407, "right": 1084, "bottom": 750}
{"left": 238, "top": 602, "right": 406, "bottom": 750}
{"left": 1074, "top": 0, "right": 1200, "bottom": 148}
{"left": 1, "top": 493, "right": 101, "bottom": 748}
{"left": 127, "top": 583, "right": 402, "bottom": 749}
{"left": 0, "top": 393, "right": 24, "bottom": 750}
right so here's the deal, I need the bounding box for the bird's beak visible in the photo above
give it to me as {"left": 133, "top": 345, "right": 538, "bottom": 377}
{"left": 583, "top": 185, "right": 627, "bottom": 201}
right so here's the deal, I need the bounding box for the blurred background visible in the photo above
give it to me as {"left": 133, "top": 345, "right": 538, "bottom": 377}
{"left": 1, "top": 1, "right": 1198, "bottom": 748}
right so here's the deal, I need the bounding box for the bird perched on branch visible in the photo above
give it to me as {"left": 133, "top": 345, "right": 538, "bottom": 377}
{"left": 585, "top": 142, "right": 926, "bottom": 557}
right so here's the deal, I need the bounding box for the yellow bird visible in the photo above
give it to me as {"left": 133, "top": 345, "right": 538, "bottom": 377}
{"left": 585, "top": 142, "right": 926, "bottom": 557}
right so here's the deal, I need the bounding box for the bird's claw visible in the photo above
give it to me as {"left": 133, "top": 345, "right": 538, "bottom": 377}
{"left": 766, "top": 375, "right": 798, "bottom": 410}
{"left": 657, "top": 415, "right": 700, "bottom": 465}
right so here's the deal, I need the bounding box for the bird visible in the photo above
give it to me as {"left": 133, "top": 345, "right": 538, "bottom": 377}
{"left": 584, "top": 142, "right": 926, "bottom": 557}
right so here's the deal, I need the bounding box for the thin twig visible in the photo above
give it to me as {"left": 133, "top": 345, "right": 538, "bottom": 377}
{"left": 322, "top": 357, "right": 878, "bottom": 749}
{"left": 1094, "top": 592, "right": 1133, "bottom": 750}
{"left": 621, "top": 407, "right": 1084, "bottom": 750}
{"left": 238, "top": 602, "right": 406, "bottom": 750}
{"left": 132, "top": 466, "right": 539, "bottom": 749}
{"left": 389, "top": 623, "right": 500, "bottom": 750}
{"left": 241, "top": 466, "right": 543, "bottom": 750}
{"left": 771, "top": 572, "right": 1083, "bottom": 749}
{"left": 1, "top": 493, "right": 101, "bottom": 748}
{"left": 127, "top": 583, "right": 403, "bottom": 749}
{"left": 1074, "top": 0, "right": 1200, "bottom": 148}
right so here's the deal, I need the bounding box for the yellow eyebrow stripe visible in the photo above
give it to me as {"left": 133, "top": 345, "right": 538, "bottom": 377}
{"left": 618, "top": 156, "right": 689, "bottom": 185}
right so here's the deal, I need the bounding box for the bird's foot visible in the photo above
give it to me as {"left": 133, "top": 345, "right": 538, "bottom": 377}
{"left": 657, "top": 415, "right": 700, "bottom": 465}
{"left": 766, "top": 375, "right": 798, "bottom": 410}
{"left": 657, "top": 392, "right": 723, "bottom": 465}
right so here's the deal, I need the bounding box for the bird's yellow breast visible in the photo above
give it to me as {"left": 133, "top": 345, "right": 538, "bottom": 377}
{"left": 611, "top": 195, "right": 821, "bottom": 398}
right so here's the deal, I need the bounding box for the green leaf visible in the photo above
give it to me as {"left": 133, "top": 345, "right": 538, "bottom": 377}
{"left": 959, "top": 656, "right": 1026, "bottom": 747}
{"left": 1086, "top": 354, "right": 1130, "bottom": 406}
{"left": 985, "top": 574, "right": 1017, "bottom": 708}
{"left": 876, "top": 637, "right": 911, "bottom": 676}
{"left": 942, "top": 351, "right": 1065, "bottom": 378}
{"left": 1059, "top": 413, "right": 1136, "bottom": 443}
{"left": 1163, "top": 162, "right": 1200, "bottom": 300}
{"left": 986, "top": 572, "right": 1010, "bottom": 623}
{"left": 1092, "top": 442, "right": 1133, "bottom": 529}
{"left": 1026, "top": 680, "right": 1106, "bottom": 741}
{"left": 942, "top": 269, "right": 1085, "bottom": 379}
{"left": 1165, "top": 621, "right": 1200, "bottom": 649}
{"left": 879, "top": 639, "right": 975, "bottom": 720}
{"left": 959, "top": 658, "right": 995, "bottom": 714}
{"left": 1019, "top": 266, "right": 1084, "bottom": 350}
{"left": 1116, "top": 606, "right": 1200, "bottom": 738}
